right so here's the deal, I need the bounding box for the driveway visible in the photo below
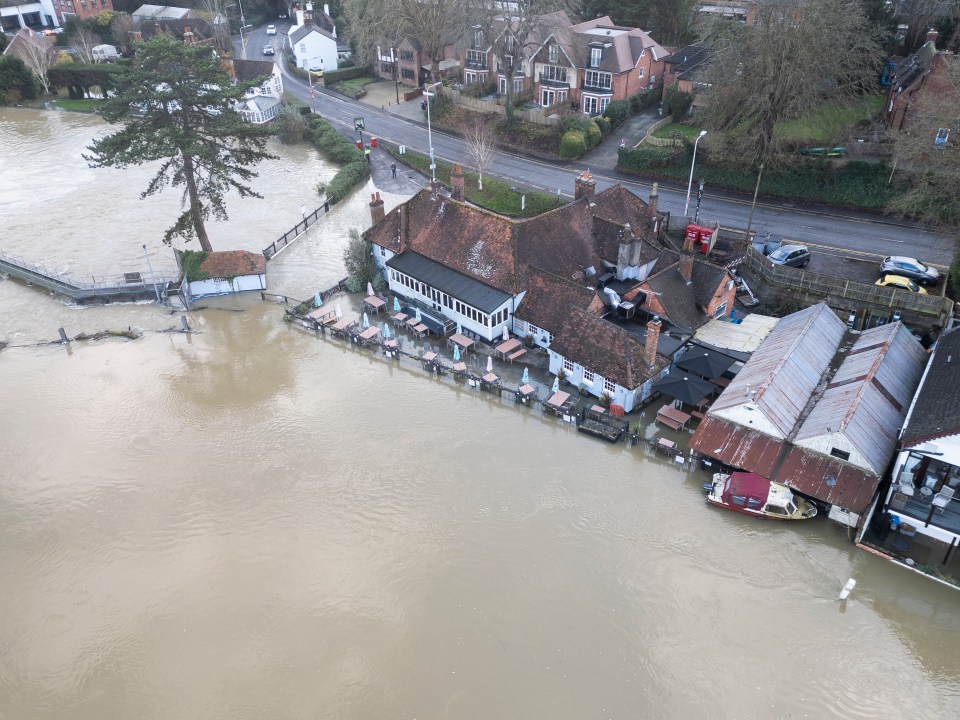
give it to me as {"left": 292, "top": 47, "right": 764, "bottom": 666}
{"left": 580, "top": 107, "right": 661, "bottom": 168}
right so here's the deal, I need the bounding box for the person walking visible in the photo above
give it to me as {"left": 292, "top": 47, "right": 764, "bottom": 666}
{"left": 364, "top": 146, "right": 371, "bottom": 163}
{"left": 391, "top": 163, "right": 397, "bottom": 178}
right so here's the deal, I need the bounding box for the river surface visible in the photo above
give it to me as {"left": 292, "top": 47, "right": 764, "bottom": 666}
{"left": 1, "top": 109, "right": 960, "bottom": 720}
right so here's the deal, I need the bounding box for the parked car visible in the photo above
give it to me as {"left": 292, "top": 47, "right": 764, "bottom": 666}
{"left": 266, "top": 24, "right": 277, "bottom": 35}
{"left": 767, "top": 244, "right": 810, "bottom": 268}
{"left": 879, "top": 256, "right": 939, "bottom": 286}
{"left": 875, "top": 275, "right": 928, "bottom": 294}
{"left": 263, "top": 44, "right": 275, "bottom": 56}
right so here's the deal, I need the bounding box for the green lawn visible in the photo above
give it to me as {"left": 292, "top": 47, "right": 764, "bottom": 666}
{"left": 395, "top": 150, "right": 564, "bottom": 217}
{"left": 51, "top": 98, "right": 105, "bottom": 112}
{"left": 651, "top": 123, "right": 703, "bottom": 140}
{"left": 335, "top": 77, "right": 374, "bottom": 97}
{"left": 776, "top": 95, "right": 885, "bottom": 144}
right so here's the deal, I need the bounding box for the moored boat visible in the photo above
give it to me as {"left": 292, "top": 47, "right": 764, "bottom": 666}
{"left": 706, "top": 472, "right": 818, "bottom": 520}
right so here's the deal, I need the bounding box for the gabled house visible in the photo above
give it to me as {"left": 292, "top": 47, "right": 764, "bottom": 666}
{"left": 885, "top": 30, "right": 959, "bottom": 131}
{"left": 288, "top": 2, "right": 339, "bottom": 72}
{"left": 694, "top": 1, "right": 757, "bottom": 25}
{"left": 661, "top": 42, "right": 713, "bottom": 104}
{"left": 861, "top": 328, "right": 960, "bottom": 570}
{"left": 2, "top": 28, "right": 56, "bottom": 64}
{"left": 690, "top": 304, "right": 928, "bottom": 525}
{"left": 531, "top": 15, "right": 666, "bottom": 114}
{"left": 180, "top": 250, "right": 266, "bottom": 305}
{"left": 231, "top": 58, "right": 283, "bottom": 124}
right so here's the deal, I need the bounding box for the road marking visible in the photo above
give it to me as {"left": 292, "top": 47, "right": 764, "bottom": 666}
{"left": 791, "top": 240, "right": 949, "bottom": 270}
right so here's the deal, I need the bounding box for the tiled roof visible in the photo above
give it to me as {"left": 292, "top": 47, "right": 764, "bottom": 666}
{"left": 137, "top": 17, "right": 212, "bottom": 40}
{"left": 514, "top": 199, "right": 602, "bottom": 286}
{"left": 233, "top": 59, "right": 275, "bottom": 83}
{"left": 642, "top": 256, "right": 728, "bottom": 333}
{"left": 567, "top": 16, "right": 667, "bottom": 72}
{"left": 662, "top": 42, "right": 713, "bottom": 79}
{"left": 387, "top": 251, "right": 511, "bottom": 313}
{"left": 290, "top": 24, "right": 335, "bottom": 44}
{"left": 589, "top": 184, "right": 659, "bottom": 244}
{"left": 200, "top": 250, "right": 266, "bottom": 278}
{"left": 514, "top": 267, "right": 604, "bottom": 334}
{"left": 551, "top": 309, "right": 669, "bottom": 390}
{"left": 901, "top": 327, "right": 960, "bottom": 446}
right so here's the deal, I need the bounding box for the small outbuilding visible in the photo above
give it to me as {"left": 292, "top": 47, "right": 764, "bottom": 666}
{"left": 180, "top": 250, "right": 266, "bottom": 304}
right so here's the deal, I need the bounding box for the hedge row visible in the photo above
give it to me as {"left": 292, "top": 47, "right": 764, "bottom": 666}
{"left": 322, "top": 65, "right": 372, "bottom": 86}
{"left": 306, "top": 115, "right": 368, "bottom": 202}
{"left": 617, "top": 146, "right": 899, "bottom": 209}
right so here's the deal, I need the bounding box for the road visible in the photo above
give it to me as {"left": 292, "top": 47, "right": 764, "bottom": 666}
{"left": 243, "top": 25, "right": 955, "bottom": 267}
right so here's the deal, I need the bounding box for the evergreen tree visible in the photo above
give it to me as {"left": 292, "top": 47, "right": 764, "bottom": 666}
{"left": 85, "top": 35, "right": 277, "bottom": 251}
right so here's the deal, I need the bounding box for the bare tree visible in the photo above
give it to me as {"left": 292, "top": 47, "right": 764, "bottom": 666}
{"left": 400, "top": 0, "right": 464, "bottom": 82}
{"left": 16, "top": 32, "right": 56, "bottom": 93}
{"left": 342, "top": 0, "right": 405, "bottom": 68}
{"left": 198, "top": 0, "right": 233, "bottom": 54}
{"left": 111, "top": 12, "right": 138, "bottom": 56}
{"left": 71, "top": 27, "right": 99, "bottom": 64}
{"left": 463, "top": 117, "right": 498, "bottom": 189}
{"left": 888, "top": 57, "right": 960, "bottom": 225}
{"left": 897, "top": 0, "right": 960, "bottom": 52}
{"left": 700, "top": 0, "right": 881, "bottom": 164}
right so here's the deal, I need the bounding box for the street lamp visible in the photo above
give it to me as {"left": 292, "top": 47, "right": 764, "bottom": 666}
{"left": 684, "top": 130, "right": 707, "bottom": 219}
{"left": 307, "top": 58, "right": 323, "bottom": 96}
{"left": 423, "top": 80, "right": 442, "bottom": 182}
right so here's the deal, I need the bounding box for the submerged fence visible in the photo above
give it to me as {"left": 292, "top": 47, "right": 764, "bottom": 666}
{"left": 262, "top": 199, "right": 332, "bottom": 261}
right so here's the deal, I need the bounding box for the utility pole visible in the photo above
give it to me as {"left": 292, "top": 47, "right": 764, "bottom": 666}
{"left": 746, "top": 163, "right": 764, "bottom": 236}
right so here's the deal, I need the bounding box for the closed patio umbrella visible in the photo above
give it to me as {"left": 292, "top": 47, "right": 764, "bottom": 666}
{"left": 383, "top": 324, "right": 391, "bottom": 339}
{"left": 652, "top": 370, "right": 718, "bottom": 406}
{"left": 521, "top": 367, "right": 530, "bottom": 384}
{"left": 367, "top": 282, "right": 374, "bottom": 296}
{"left": 486, "top": 355, "right": 493, "bottom": 373}
{"left": 415, "top": 308, "right": 422, "bottom": 323}
{"left": 456, "top": 322, "right": 462, "bottom": 335}
{"left": 552, "top": 376, "right": 560, "bottom": 393}
{"left": 335, "top": 304, "right": 342, "bottom": 320}
{"left": 314, "top": 292, "right": 322, "bottom": 308}
{"left": 362, "top": 312, "right": 370, "bottom": 328}
{"left": 502, "top": 326, "right": 509, "bottom": 342}
{"left": 453, "top": 345, "right": 461, "bottom": 362}
{"left": 393, "top": 297, "right": 401, "bottom": 312}
{"left": 675, "top": 348, "right": 736, "bottom": 379}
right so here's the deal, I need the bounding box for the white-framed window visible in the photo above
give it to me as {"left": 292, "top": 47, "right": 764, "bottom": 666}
{"left": 504, "top": 54, "right": 513, "bottom": 69}
{"left": 603, "top": 378, "right": 616, "bottom": 394}
{"left": 600, "top": 97, "right": 610, "bottom": 113}
{"left": 541, "top": 65, "right": 567, "bottom": 83}
{"left": 583, "top": 369, "right": 595, "bottom": 384}
{"left": 584, "top": 70, "right": 612, "bottom": 89}
{"left": 590, "top": 47, "right": 602, "bottom": 67}
{"left": 714, "top": 302, "right": 728, "bottom": 317}
{"left": 548, "top": 44, "right": 558, "bottom": 63}
{"left": 638, "top": 67, "right": 644, "bottom": 79}
{"left": 583, "top": 95, "right": 599, "bottom": 114}
{"left": 474, "top": 29, "right": 484, "bottom": 48}
{"left": 300, "top": 43, "right": 306, "bottom": 53}
{"left": 528, "top": 323, "right": 540, "bottom": 334}
{"left": 563, "top": 357, "right": 574, "bottom": 373}
{"left": 466, "top": 49, "right": 487, "bottom": 68}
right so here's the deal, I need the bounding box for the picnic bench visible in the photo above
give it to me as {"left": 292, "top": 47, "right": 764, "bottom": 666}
{"left": 507, "top": 348, "right": 527, "bottom": 363}
{"left": 656, "top": 405, "right": 691, "bottom": 431}
{"left": 362, "top": 295, "right": 386, "bottom": 314}
{"left": 392, "top": 312, "right": 408, "bottom": 328}
{"left": 517, "top": 383, "right": 537, "bottom": 405}
{"left": 448, "top": 333, "right": 474, "bottom": 354}
{"left": 356, "top": 326, "right": 381, "bottom": 345}
{"left": 495, "top": 338, "right": 521, "bottom": 360}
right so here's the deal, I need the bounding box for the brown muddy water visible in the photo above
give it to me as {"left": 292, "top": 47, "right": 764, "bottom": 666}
{"left": 1, "top": 109, "right": 959, "bottom": 720}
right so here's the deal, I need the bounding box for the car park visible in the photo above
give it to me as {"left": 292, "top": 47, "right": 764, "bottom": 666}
{"left": 767, "top": 244, "right": 811, "bottom": 268}
{"left": 879, "top": 256, "right": 939, "bottom": 286}
{"left": 875, "top": 275, "right": 928, "bottom": 294}
{"left": 266, "top": 24, "right": 277, "bottom": 35}
{"left": 263, "top": 44, "right": 275, "bottom": 55}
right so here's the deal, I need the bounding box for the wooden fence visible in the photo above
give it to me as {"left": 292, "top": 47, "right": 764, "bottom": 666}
{"left": 262, "top": 200, "right": 331, "bottom": 261}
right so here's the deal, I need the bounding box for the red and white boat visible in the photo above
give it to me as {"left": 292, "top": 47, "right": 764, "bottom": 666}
{"left": 706, "top": 472, "right": 818, "bottom": 520}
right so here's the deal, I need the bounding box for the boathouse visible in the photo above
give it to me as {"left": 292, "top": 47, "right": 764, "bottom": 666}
{"left": 180, "top": 250, "right": 266, "bottom": 304}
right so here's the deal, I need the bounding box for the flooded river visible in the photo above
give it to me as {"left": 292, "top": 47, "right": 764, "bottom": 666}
{"left": 1, "top": 109, "right": 959, "bottom": 719}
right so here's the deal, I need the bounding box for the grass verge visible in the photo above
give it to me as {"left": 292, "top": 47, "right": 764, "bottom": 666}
{"left": 334, "top": 77, "right": 374, "bottom": 97}
{"left": 51, "top": 98, "right": 105, "bottom": 112}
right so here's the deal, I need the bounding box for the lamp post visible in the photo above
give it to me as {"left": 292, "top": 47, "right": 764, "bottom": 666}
{"left": 683, "top": 130, "right": 707, "bottom": 219}
{"left": 142, "top": 244, "right": 161, "bottom": 303}
{"left": 237, "top": 0, "right": 248, "bottom": 57}
{"left": 423, "top": 80, "right": 442, "bottom": 182}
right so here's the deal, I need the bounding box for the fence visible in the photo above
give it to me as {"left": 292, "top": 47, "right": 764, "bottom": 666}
{"left": 640, "top": 116, "right": 676, "bottom": 146}
{"left": 444, "top": 88, "right": 560, "bottom": 125}
{"left": 261, "top": 199, "right": 331, "bottom": 261}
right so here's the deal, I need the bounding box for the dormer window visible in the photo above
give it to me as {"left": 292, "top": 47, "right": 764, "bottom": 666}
{"left": 548, "top": 43, "right": 558, "bottom": 63}
{"left": 590, "top": 47, "right": 602, "bottom": 67}
{"left": 474, "top": 27, "right": 484, "bottom": 49}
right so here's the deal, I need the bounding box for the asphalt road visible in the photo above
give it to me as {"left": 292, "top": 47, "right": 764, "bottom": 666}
{"left": 239, "top": 26, "right": 955, "bottom": 267}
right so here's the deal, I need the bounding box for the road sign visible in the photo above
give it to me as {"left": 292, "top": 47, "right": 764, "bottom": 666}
{"left": 354, "top": 117, "right": 365, "bottom": 131}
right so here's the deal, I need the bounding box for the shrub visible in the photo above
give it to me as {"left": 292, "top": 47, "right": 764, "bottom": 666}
{"left": 671, "top": 91, "right": 693, "bottom": 122}
{"left": 325, "top": 160, "right": 368, "bottom": 202}
{"left": 594, "top": 115, "right": 612, "bottom": 136}
{"left": 276, "top": 105, "right": 309, "bottom": 144}
{"left": 559, "top": 130, "right": 587, "bottom": 159}
{"left": 603, "top": 98, "right": 632, "bottom": 128}
{"left": 561, "top": 114, "right": 593, "bottom": 134}
{"left": 585, "top": 121, "right": 602, "bottom": 149}
{"left": 321, "top": 65, "right": 371, "bottom": 86}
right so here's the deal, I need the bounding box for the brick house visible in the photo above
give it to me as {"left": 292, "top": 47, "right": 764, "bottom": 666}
{"left": 694, "top": 1, "right": 757, "bottom": 25}
{"left": 661, "top": 42, "right": 713, "bottom": 104}
{"left": 529, "top": 15, "right": 666, "bottom": 114}
{"left": 885, "top": 31, "right": 960, "bottom": 131}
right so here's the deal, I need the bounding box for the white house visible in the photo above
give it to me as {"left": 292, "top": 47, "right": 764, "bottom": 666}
{"left": 131, "top": 4, "right": 197, "bottom": 22}
{"left": 232, "top": 59, "right": 283, "bottom": 124}
{"left": 288, "top": 2, "right": 339, "bottom": 72}
{"left": 1, "top": 1, "right": 59, "bottom": 33}
{"left": 181, "top": 250, "right": 266, "bottom": 305}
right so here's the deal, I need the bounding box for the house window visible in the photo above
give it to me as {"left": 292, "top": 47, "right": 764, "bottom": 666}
{"left": 474, "top": 29, "right": 484, "bottom": 48}
{"left": 714, "top": 302, "right": 728, "bottom": 317}
{"left": 600, "top": 97, "right": 609, "bottom": 113}
{"left": 603, "top": 378, "right": 616, "bottom": 394}
{"left": 582, "top": 96, "right": 599, "bottom": 115}
{"left": 563, "top": 357, "right": 574, "bottom": 373}
{"left": 548, "top": 44, "right": 558, "bottom": 63}
{"left": 506, "top": 35, "right": 515, "bottom": 51}
{"left": 466, "top": 50, "right": 487, "bottom": 69}
{"left": 583, "top": 369, "right": 595, "bottom": 384}
{"left": 638, "top": 67, "right": 644, "bottom": 79}
{"left": 401, "top": 69, "right": 415, "bottom": 80}
{"left": 400, "top": 50, "right": 414, "bottom": 61}
{"left": 584, "top": 70, "right": 612, "bottom": 90}
{"left": 504, "top": 54, "right": 513, "bottom": 69}
{"left": 590, "top": 47, "right": 602, "bottom": 67}
{"left": 830, "top": 448, "right": 851, "bottom": 461}
{"left": 300, "top": 43, "right": 306, "bottom": 53}
{"left": 541, "top": 65, "right": 567, "bottom": 84}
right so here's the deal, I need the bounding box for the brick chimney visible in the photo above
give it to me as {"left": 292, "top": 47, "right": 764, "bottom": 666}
{"left": 369, "top": 192, "right": 385, "bottom": 225}
{"left": 679, "top": 231, "right": 694, "bottom": 284}
{"left": 398, "top": 203, "right": 407, "bottom": 252}
{"left": 574, "top": 170, "right": 596, "bottom": 200}
{"left": 644, "top": 316, "right": 661, "bottom": 368}
{"left": 926, "top": 28, "right": 939, "bottom": 44}
{"left": 648, "top": 182, "right": 659, "bottom": 215}
{"left": 305, "top": 2, "right": 314, "bottom": 24}
{"left": 183, "top": 26, "right": 194, "bottom": 45}
{"left": 451, "top": 164, "right": 465, "bottom": 201}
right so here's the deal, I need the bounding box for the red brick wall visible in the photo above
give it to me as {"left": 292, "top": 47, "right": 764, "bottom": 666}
{"left": 58, "top": 0, "right": 114, "bottom": 21}
{"left": 705, "top": 273, "right": 736, "bottom": 318}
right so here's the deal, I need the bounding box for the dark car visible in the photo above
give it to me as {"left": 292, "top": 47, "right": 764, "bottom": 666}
{"left": 263, "top": 44, "right": 275, "bottom": 56}
{"left": 879, "top": 256, "right": 939, "bottom": 286}
{"left": 768, "top": 244, "right": 810, "bottom": 268}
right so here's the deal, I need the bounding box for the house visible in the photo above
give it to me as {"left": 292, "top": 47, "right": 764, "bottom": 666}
{"left": 137, "top": 17, "right": 214, "bottom": 44}
{"left": 56, "top": 0, "right": 112, "bottom": 24}
{"left": 859, "top": 327, "right": 960, "bottom": 576}
{"left": 231, "top": 58, "right": 283, "bottom": 124}
{"left": 1, "top": 0, "right": 61, "bottom": 32}
{"left": 694, "top": 1, "right": 757, "bottom": 25}
{"left": 288, "top": 2, "right": 339, "bottom": 72}
{"left": 180, "top": 250, "right": 266, "bottom": 304}
{"left": 690, "top": 303, "right": 928, "bottom": 525}
{"left": 529, "top": 15, "right": 666, "bottom": 114}
{"left": 2, "top": 28, "right": 56, "bottom": 65}
{"left": 131, "top": 4, "right": 197, "bottom": 22}
{"left": 885, "top": 30, "right": 960, "bottom": 131}
{"left": 661, "top": 42, "right": 713, "bottom": 104}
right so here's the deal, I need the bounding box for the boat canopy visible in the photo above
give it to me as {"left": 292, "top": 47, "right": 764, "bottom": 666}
{"left": 721, "top": 471, "right": 770, "bottom": 506}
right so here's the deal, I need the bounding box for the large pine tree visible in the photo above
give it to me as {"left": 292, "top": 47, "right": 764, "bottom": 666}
{"left": 85, "top": 35, "right": 277, "bottom": 251}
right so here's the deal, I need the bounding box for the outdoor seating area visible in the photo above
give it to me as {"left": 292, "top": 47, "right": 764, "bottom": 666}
{"left": 362, "top": 295, "right": 386, "bottom": 314}
{"left": 656, "top": 405, "right": 691, "bottom": 431}
{"left": 544, "top": 390, "right": 577, "bottom": 417}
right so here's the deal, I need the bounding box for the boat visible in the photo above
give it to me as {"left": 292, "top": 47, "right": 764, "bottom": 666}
{"left": 705, "top": 471, "right": 818, "bottom": 520}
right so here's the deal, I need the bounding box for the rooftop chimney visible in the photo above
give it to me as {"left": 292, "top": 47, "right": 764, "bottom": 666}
{"left": 926, "top": 28, "right": 939, "bottom": 44}
{"left": 369, "top": 192, "right": 385, "bottom": 225}
{"left": 183, "top": 26, "right": 195, "bottom": 45}
{"left": 644, "top": 316, "right": 661, "bottom": 369}
{"left": 324, "top": 3, "right": 331, "bottom": 17}
{"left": 574, "top": 170, "right": 596, "bottom": 200}
{"left": 679, "top": 229, "right": 695, "bottom": 284}
{"left": 451, "top": 164, "right": 465, "bottom": 201}
{"left": 648, "top": 182, "right": 659, "bottom": 216}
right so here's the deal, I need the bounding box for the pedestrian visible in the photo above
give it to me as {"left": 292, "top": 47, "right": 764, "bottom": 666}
{"left": 391, "top": 163, "right": 397, "bottom": 178}
{"left": 365, "top": 146, "right": 371, "bottom": 163}
{"left": 619, "top": 138, "right": 626, "bottom": 149}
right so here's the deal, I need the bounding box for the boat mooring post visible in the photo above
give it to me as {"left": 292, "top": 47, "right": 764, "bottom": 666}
{"left": 838, "top": 578, "right": 856, "bottom": 600}
{"left": 58, "top": 327, "right": 69, "bottom": 343}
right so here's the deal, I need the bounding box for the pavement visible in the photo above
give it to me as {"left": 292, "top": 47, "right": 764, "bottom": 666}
{"left": 580, "top": 107, "right": 661, "bottom": 169}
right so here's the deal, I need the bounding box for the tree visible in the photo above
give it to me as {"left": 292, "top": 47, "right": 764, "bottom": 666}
{"left": 400, "top": 0, "right": 464, "bottom": 82}
{"left": 888, "top": 57, "right": 960, "bottom": 226}
{"left": 15, "top": 31, "right": 56, "bottom": 94}
{"left": 85, "top": 35, "right": 277, "bottom": 251}
{"left": 198, "top": 0, "right": 234, "bottom": 54}
{"left": 341, "top": 0, "right": 405, "bottom": 69}
{"left": 71, "top": 27, "right": 100, "bottom": 64}
{"left": 897, "top": 0, "right": 960, "bottom": 53}
{"left": 463, "top": 117, "right": 497, "bottom": 189}
{"left": 344, "top": 228, "right": 387, "bottom": 293}
{"left": 111, "top": 12, "right": 138, "bottom": 56}
{"left": 700, "top": 0, "right": 881, "bottom": 164}
{"left": 0, "top": 56, "right": 37, "bottom": 103}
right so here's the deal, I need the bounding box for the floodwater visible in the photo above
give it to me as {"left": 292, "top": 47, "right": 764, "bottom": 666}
{"left": 2, "top": 109, "right": 960, "bottom": 720}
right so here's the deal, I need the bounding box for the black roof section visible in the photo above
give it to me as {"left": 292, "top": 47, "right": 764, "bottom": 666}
{"left": 901, "top": 327, "right": 960, "bottom": 446}
{"left": 386, "top": 251, "right": 511, "bottom": 313}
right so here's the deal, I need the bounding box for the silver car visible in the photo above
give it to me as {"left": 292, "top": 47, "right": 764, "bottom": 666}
{"left": 768, "top": 244, "right": 810, "bottom": 268}
{"left": 879, "top": 256, "right": 939, "bottom": 286}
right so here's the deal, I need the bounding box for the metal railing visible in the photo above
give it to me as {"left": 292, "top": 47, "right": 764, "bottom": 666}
{"left": 262, "top": 199, "right": 331, "bottom": 261}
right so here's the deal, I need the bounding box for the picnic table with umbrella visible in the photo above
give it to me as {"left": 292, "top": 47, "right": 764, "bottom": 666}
{"left": 653, "top": 370, "right": 718, "bottom": 407}
{"left": 362, "top": 294, "right": 386, "bottom": 314}
{"left": 674, "top": 348, "right": 736, "bottom": 380}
